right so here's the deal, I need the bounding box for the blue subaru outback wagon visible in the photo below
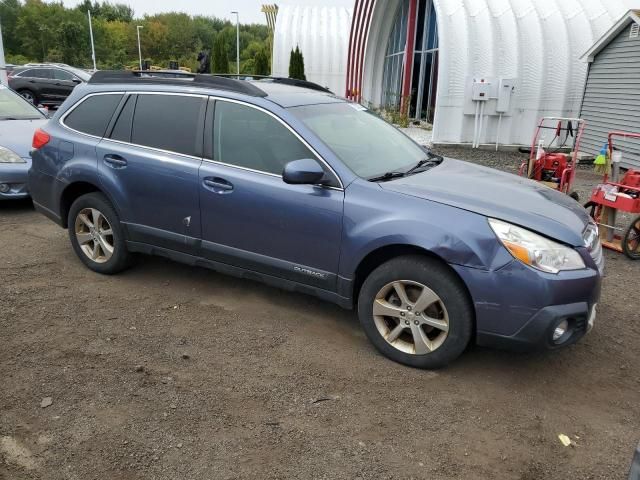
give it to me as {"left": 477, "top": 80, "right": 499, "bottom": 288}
{"left": 28, "top": 71, "right": 603, "bottom": 368}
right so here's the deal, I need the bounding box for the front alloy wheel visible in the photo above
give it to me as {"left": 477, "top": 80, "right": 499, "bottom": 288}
{"left": 75, "top": 208, "right": 114, "bottom": 263}
{"left": 373, "top": 280, "right": 449, "bottom": 354}
{"left": 358, "top": 256, "right": 473, "bottom": 369}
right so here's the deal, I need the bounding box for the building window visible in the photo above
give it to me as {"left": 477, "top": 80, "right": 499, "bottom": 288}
{"left": 380, "top": 0, "right": 439, "bottom": 122}
{"left": 411, "top": 0, "right": 439, "bottom": 123}
{"left": 381, "top": 0, "right": 410, "bottom": 110}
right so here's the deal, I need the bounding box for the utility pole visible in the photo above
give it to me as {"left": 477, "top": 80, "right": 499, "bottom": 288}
{"left": 231, "top": 11, "right": 239, "bottom": 76}
{"left": 88, "top": 10, "right": 97, "bottom": 71}
{"left": 0, "top": 18, "right": 7, "bottom": 86}
{"left": 136, "top": 25, "right": 143, "bottom": 70}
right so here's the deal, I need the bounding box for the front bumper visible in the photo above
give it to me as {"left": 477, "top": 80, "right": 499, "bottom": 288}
{"left": 453, "top": 255, "right": 601, "bottom": 352}
{"left": 0, "top": 160, "right": 30, "bottom": 199}
{"left": 476, "top": 302, "right": 597, "bottom": 351}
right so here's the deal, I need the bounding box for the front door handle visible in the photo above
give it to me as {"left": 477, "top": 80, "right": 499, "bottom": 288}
{"left": 103, "top": 154, "right": 128, "bottom": 169}
{"left": 203, "top": 177, "right": 234, "bottom": 193}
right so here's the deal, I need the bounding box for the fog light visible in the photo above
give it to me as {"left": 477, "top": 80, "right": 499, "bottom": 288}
{"left": 0, "top": 183, "right": 10, "bottom": 193}
{"left": 553, "top": 319, "right": 569, "bottom": 343}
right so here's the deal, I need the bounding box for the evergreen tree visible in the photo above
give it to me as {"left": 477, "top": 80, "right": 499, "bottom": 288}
{"left": 212, "top": 34, "right": 228, "bottom": 74}
{"left": 297, "top": 46, "right": 306, "bottom": 81}
{"left": 288, "top": 46, "right": 306, "bottom": 80}
{"left": 254, "top": 48, "right": 270, "bottom": 76}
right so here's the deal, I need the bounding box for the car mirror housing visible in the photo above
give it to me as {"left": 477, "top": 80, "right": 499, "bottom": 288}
{"left": 282, "top": 158, "right": 326, "bottom": 185}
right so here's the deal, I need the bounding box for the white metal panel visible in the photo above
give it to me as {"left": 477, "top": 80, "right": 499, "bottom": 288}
{"left": 272, "top": 4, "right": 353, "bottom": 95}
{"left": 358, "top": 0, "right": 635, "bottom": 146}
{"left": 431, "top": 0, "right": 636, "bottom": 145}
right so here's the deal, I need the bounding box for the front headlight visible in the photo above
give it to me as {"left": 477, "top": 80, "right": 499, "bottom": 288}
{"left": 0, "top": 146, "right": 26, "bottom": 164}
{"left": 489, "top": 218, "right": 585, "bottom": 274}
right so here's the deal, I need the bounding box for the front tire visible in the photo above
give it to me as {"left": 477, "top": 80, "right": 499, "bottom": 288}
{"left": 357, "top": 255, "right": 473, "bottom": 369}
{"left": 68, "top": 193, "right": 131, "bottom": 274}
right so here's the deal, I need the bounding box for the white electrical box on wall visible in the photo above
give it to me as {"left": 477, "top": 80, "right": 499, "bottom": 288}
{"left": 471, "top": 79, "right": 491, "bottom": 101}
{"left": 496, "top": 78, "right": 515, "bottom": 113}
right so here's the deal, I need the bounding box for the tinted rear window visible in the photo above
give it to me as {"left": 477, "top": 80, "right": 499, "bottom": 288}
{"left": 64, "top": 94, "right": 123, "bottom": 137}
{"left": 131, "top": 94, "right": 204, "bottom": 156}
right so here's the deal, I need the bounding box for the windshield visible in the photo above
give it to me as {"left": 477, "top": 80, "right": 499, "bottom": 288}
{"left": 290, "top": 102, "right": 427, "bottom": 179}
{"left": 65, "top": 67, "right": 92, "bottom": 82}
{"left": 0, "top": 87, "right": 44, "bottom": 120}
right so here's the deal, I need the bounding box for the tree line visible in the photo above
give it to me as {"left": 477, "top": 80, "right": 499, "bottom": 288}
{"left": 0, "top": 0, "right": 272, "bottom": 74}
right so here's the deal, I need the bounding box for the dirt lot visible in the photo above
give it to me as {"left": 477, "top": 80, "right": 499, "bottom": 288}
{"left": 1, "top": 149, "right": 639, "bottom": 480}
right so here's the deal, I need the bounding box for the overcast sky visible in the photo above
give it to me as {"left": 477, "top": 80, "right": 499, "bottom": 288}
{"left": 54, "top": 0, "right": 353, "bottom": 24}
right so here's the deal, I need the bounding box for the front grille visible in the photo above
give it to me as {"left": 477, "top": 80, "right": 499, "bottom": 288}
{"left": 583, "top": 222, "right": 604, "bottom": 271}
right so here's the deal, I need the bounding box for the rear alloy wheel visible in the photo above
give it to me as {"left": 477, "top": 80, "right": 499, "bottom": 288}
{"left": 19, "top": 89, "right": 37, "bottom": 104}
{"left": 68, "top": 192, "right": 132, "bottom": 274}
{"left": 358, "top": 256, "right": 473, "bottom": 369}
{"left": 74, "top": 208, "right": 114, "bottom": 263}
{"left": 622, "top": 216, "right": 640, "bottom": 260}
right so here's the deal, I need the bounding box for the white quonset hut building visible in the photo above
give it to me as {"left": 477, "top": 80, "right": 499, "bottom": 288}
{"left": 272, "top": 0, "right": 637, "bottom": 148}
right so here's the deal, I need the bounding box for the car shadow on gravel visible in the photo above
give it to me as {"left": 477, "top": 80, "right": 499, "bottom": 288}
{"left": 122, "top": 253, "right": 559, "bottom": 372}
{"left": 0, "top": 198, "right": 34, "bottom": 214}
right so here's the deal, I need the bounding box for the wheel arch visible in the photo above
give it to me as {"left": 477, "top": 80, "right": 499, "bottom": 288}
{"left": 351, "top": 244, "right": 478, "bottom": 345}
{"left": 352, "top": 244, "right": 473, "bottom": 308}
{"left": 60, "top": 181, "right": 112, "bottom": 228}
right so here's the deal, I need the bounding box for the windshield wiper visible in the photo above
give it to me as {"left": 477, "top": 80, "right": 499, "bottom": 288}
{"left": 404, "top": 153, "right": 444, "bottom": 175}
{"left": 367, "top": 171, "right": 408, "bottom": 182}
{"left": 368, "top": 154, "right": 444, "bottom": 183}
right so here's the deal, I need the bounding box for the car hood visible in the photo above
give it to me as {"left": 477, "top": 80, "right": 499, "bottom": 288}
{"left": 0, "top": 118, "right": 47, "bottom": 159}
{"left": 380, "top": 158, "right": 590, "bottom": 246}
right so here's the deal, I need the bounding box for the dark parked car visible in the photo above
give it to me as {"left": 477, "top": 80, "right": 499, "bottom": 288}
{"left": 8, "top": 64, "right": 92, "bottom": 106}
{"left": 28, "top": 71, "right": 603, "bottom": 368}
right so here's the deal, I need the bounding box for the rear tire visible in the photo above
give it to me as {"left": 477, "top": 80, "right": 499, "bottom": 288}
{"left": 18, "top": 89, "right": 37, "bottom": 104}
{"left": 357, "top": 255, "right": 473, "bottom": 369}
{"left": 68, "top": 193, "right": 132, "bottom": 274}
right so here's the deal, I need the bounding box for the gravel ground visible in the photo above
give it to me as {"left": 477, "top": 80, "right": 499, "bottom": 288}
{"left": 1, "top": 149, "right": 640, "bottom": 480}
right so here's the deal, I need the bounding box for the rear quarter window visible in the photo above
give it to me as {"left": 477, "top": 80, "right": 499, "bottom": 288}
{"left": 64, "top": 94, "right": 123, "bottom": 137}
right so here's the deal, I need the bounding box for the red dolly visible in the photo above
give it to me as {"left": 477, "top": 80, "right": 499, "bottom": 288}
{"left": 585, "top": 131, "right": 640, "bottom": 260}
{"left": 519, "top": 117, "right": 586, "bottom": 201}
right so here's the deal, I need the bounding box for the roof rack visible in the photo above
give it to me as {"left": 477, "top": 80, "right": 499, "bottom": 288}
{"left": 88, "top": 70, "right": 268, "bottom": 97}
{"left": 214, "top": 74, "right": 333, "bottom": 94}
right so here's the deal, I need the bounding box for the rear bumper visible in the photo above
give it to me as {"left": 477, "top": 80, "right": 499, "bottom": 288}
{"left": 453, "top": 257, "right": 601, "bottom": 353}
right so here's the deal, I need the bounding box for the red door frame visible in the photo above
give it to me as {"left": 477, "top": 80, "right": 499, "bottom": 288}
{"left": 401, "top": 0, "right": 418, "bottom": 113}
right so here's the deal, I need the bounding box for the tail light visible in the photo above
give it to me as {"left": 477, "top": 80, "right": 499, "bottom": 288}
{"left": 32, "top": 129, "right": 51, "bottom": 149}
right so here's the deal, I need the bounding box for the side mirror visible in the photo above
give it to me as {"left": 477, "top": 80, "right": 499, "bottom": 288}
{"left": 282, "top": 158, "right": 326, "bottom": 185}
{"left": 72, "top": 78, "right": 82, "bottom": 84}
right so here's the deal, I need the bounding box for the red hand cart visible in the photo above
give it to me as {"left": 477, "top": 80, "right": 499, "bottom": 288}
{"left": 519, "top": 117, "right": 586, "bottom": 201}
{"left": 584, "top": 131, "right": 640, "bottom": 259}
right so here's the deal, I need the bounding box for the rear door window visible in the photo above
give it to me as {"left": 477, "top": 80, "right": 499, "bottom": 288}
{"left": 64, "top": 93, "right": 123, "bottom": 137}
{"left": 21, "top": 68, "right": 52, "bottom": 79}
{"left": 130, "top": 94, "right": 205, "bottom": 157}
{"left": 52, "top": 69, "right": 77, "bottom": 81}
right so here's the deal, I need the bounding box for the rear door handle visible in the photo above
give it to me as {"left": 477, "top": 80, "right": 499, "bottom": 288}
{"left": 203, "top": 177, "right": 234, "bottom": 193}
{"left": 103, "top": 154, "right": 128, "bottom": 169}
